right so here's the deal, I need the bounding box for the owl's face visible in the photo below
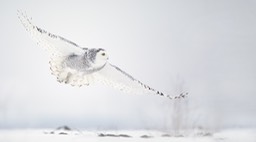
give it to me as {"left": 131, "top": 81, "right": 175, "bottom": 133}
{"left": 96, "top": 49, "right": 109, "bottom": 61}
{"left": 89, "top": 48, "right": 109, "bottom": 68}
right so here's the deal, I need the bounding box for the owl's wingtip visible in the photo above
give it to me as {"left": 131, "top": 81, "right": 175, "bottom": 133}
{"left": 167, "top": 92, "right": 188, "bottom": 100}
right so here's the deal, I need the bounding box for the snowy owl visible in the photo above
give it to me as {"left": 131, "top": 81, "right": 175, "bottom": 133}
{"left": 17, "top": 11, "right": 187, "bottom": 100}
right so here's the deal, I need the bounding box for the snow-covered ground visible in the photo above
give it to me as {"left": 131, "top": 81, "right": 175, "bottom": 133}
{"left": 0, "top": 128, "right": 255, "bottom": 142}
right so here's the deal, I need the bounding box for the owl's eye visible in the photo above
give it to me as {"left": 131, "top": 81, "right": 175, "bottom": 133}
{"left": 101, "top": 53, "right": 105, "bottom": 56}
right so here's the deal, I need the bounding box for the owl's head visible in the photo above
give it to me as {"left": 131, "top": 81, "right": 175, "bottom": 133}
{"left": 87, "top": 48, "right": 109, "bottom": 67}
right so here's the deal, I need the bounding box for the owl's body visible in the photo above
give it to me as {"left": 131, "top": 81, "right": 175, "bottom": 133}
{"left": 50, "top": 48, "right": 109, "bottom": 86}
{"left": 18, "top": 11, "right": 187, "bottom": 99}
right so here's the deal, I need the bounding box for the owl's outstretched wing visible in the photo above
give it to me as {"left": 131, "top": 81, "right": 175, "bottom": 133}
{"left": 17, "top": 10, "right": 85, "bottom": 57}
{"left": 94, "top": 63, "right": 187, "bottom": 99}
{"left": 18, "top": 10, "right": 88, "bottom": 84}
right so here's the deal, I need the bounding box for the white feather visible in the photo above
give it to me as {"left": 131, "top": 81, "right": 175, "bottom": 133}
{"left": 18, "top": 10, "right": 187, "bottom": 99}
{"left": 17, "top": 10, "right": 84, "bottom": 57}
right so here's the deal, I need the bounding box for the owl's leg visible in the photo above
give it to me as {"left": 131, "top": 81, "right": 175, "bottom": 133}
{"left": 80, "top": 75, "right": 89, "bottom": 86}
{"left": 57, "top": 71, "right": 69, "bottom": 83}
{"left": 67, "top": 73, "right": 82, "bottom": 86}
{"left": 64, "top": 72, "right": 73, "bottom": 84}
{"left": 64, "top": 70, "right": 84, "bottom": 87}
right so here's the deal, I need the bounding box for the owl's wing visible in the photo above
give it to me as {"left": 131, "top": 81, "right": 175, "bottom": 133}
{"left": 94, "top": 63, "right": 187, "bottom": 99}
{"left": 17, "top": 10, "right": 85, "bottom": 57}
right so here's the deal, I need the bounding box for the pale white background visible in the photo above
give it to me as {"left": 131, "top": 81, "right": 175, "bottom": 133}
{"left": 0, "top": 0, "right": 256, "bottom": 130}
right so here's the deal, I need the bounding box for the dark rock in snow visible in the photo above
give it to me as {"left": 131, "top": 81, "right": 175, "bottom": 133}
{"left": 56, "top": 125, "right": 72, "bottom": 131}
{"left": 203, "top": 132, "right": 213, "bottom": 137}
{"left": 118, "top": 134, "right": 132, "bottom": 138}
{"left": 174, "top": 134, "right": 184, "bottom": 137}
{"left": 140, "top": 135, "right": 153, "bottom": 138}
{"left": 196, "top": 132, "right": 213, "bottom": 137}
{"left": 98, "top": 133, "right": 116, "bottom": 137}
{"left": 98, "top": 133, "right": 132, "bottom": 138}
{"left": 59, "top": 132, "right": 68, "bottom": 135}
{"left": 162, "top": 134, "right": 172, "bottom": 137}
{"left": 44, "top": 125, "right": 81, "bottom": 135}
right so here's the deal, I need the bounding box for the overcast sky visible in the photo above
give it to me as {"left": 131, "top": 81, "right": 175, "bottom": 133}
{"left": 0, "top": 0, "right": 256, "bottom": 130}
